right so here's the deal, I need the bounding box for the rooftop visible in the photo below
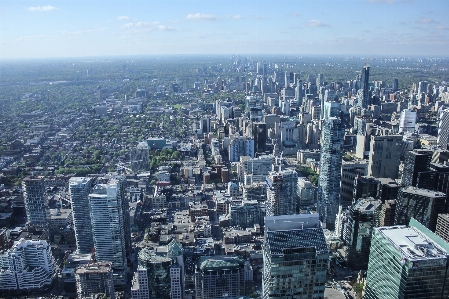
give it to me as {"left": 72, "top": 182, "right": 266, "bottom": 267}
{"left": 377, "top": 225, "right": 448, "bottom": 261}
{"left": 199, "top": 256, "right": 244, "bottom": 271}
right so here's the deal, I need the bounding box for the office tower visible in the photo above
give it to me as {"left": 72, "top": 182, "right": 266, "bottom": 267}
{"left": 0, "top": 239, "right": 56, "bottom": 293}
{"left": 435, "top": 214, "right": 449, "bottom": 243}
{"left": 262, "top": 214, "right": 328, "bottom": 299}
{"left": 357, "top": 66, "right": 370, "bottom": 109}
{"left": 438, "top": 108, "right": 449, "bottom": 150}
{"left": 297, "top": 177, "right": 316, "bottom": 207}
{"left": 228, "top": 135, "right": 255, "bottom": 162}
{"left": 266, "top": 170, "right": 298, "bottom": 216}
{"left": 342, "top": 198, "right": 381, "bottom": 270}
{"left": 89, "top": 176, "right": 127, "bottom": 289}
{"left": 22, "top": 177, "right": 49, "bottom": 227}
{"left": 75, "top": 262, "right": 115, "bottom": 299}
{"left": 378, "top": 177, "right": 400, "bottom": 202}
{"left": 379, "top": 200, "right": 396, "bottom": 226}
{"left": 340, "top": 161, "right": 368, "bottom": 207}
{"left": 137, "top": 247, "right": 172, "bottom": 299}
{"left": 316, "top": 73, "right": 324, "bottom": 87}
{"left": 295, "top": 80, "right": 303, "bottom": 105}
{"left": 367, "top": 135, "right": 402, "bottom": 179}
{"left": 364, "top": 220, "right": 449, "bottom": 299}
{"left": 69, "top": 177, "right": 94, "bottom": 254}
{"left": 353, "top": 176, "right": 381, "bottom": 202}
{"left": 402, "top": 149, "right": 432, "bottom": 187}
{"left": 240, "top": 154, "right": 275, "bottom": 184}
{"left": 195, "top": 256, "right": 246, "bottom": 299}
{"left": 392, "top": 78, "right": 399, "bottom": 91}
{"left": 322, "top": 101, "right": 340, "bottom": 119}
{"left": 252, "top": 122, "right": 267, "bottom": 154}
{"left": 318, "top": 117, "right": 344, "bottom": 229}
{"left": 395, "top": 186, "right": 447, "bottom": 231}
{"left": 398, "top": 109, "right": 417, "bottom": 133}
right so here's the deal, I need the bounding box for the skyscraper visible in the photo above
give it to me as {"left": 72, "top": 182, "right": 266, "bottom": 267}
{"left": 437, "top": 108, "right": 449, "bottom": 150}
{"left": 195, "top": 256, "right": 246, "bottom": 299}
{"left": 364, "top": 219, "right": 449, "bottom": 299}
{"left": 262, "top": 214, "right": 328, "bottom": 299}
{"left": 342, "top": 198, "right": 381, "bottom": 270}
{"left": 398, "top": 109, "right": 417, "bottom": 133}
{"left": 367, "top": 135, "right": 402, "bottom": 179}
{"left": 318, "top": 117, "right": 344, "bottom": 229}
{"left": 22, "top": 177, "right": 49, "bottom": 234}
{"left": 89, "top": 176, "right": 127, "bottom": 289}
{"left": 357, "top": 65, "right": 370, "bottom": 109}
{"left": 402, "top": 149, "right": 432, "bottom": 187}
{"left": 69, "top": 177, "right": 94, "bottom": 254}
{"left": 394, "top": 186, "right": 447, "bottom": 232}
{"left": 266, "top": 170, "right": 298, "bottom": 216}
{"left": 253, "top": 122, "right": 267, "bottom": 154}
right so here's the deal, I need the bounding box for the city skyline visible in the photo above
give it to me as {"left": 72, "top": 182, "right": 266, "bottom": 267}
{"left": 1, "top": 0, "right": 449, "bottom": 59}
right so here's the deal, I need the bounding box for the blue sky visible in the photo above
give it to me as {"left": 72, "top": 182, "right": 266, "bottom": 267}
{"left": 1, "top": 0, "right": 448, "bottom": 59}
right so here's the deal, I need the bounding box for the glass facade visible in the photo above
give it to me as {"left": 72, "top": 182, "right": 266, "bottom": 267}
{"left": 365, "top": 222, "right": 449, "bottom": 299}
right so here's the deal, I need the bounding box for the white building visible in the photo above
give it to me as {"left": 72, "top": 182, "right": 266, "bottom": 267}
{"left": 131, "top": 267, "right": 149, "bottom": 299}
{"left": 0, "top": 239, "right": 56, "bottom": 292}
{"left": 89, "top": 176, "right": 127, "bottom": 288}
{"left": 399, "top": 109, "right": 417, "bottom": 133}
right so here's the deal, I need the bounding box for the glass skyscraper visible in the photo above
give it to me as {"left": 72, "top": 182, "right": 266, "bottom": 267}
{"left": 262, "top": 214, "right": 328, "bottom": 299}
{"left": 365, "top": 219, "right": 449, "bottom": 299}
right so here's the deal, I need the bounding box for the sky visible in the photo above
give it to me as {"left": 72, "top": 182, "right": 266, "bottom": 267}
{"left": 1, "top": 0, "right": 449, "bottom": 59}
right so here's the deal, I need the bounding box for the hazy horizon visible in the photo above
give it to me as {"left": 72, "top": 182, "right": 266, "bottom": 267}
{"left": 1, "top": 0, "right": 449, "bottom": 59}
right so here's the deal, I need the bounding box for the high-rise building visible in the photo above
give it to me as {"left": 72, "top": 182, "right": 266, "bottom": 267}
{"left": 253, "top": 122, "right": 267, "bottom": 154}
{"left": 340, "top": 161, "right": 368, "bottom": 207}
{"left": 131, "top": 267, "right": 149, "bottom": 299}
{"left": 22, "top": 177, "right": 48, "bottom": 227}
{"left": 353, "top": 176, "right": 381, "bottom": 202}
{"left": 69, "top": 177, "right": 94, "bottom": 254}
{"left": 367, "top": 135, "right": 402, "bottom": 179}
{"left": 398, "top": 109, "right": 417, "bottom": 133}
{"left": 297, "top": 177, "right": 316, "bottom": 208}
{"left": 357, "top": 66, "right": 370, "bottom": 109}
{"left": 342, "top": 198, "right": 381, "bottom": 270}
{"left": 435, "top": 213, "right": 449, "bottom": 243}
{"left": 89, "top": 176, "right": 127, "bottom": 289}
{"left": 228, "top": 135, "right": 255, "bottom": 162}
{"left": 402, "top": 149, "right": 432, "bottom": 187}
{"left": 195, "top": 256, "right": 246, "bottom": 299}
{"left": 318, "top": 117, "right": 344, "bottom": 229}
{"left": 379, "top": 200, "right": 396, "bottom": 226}
{"left": 266, "top": 170, "right": 298, "bottom": 216}
{"left": 262, "top": 214, "right": 328, "bottom": 299}
{"left": 364, "top": 220, "right": 449, "bottom": 299}
{"left": 437, "top": 108, "right": 449, "bottom": 150}
{"left": 395, "top": 186, "right": 447, "bottom": 232}
{"left": 75, "top": 262, "right": 115, "bottom": 299}
{"left": 0, "top": 239, "right": 56, "bottom": 293}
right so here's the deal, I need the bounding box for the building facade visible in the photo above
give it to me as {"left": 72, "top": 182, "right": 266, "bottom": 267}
{"left": 318, "top": 117, "right": 344, "bottom": 229}
{"left": 266, "top": 170, "right": 298, "bottom": 216}
{"left": 69, "top": 177, "right": 94, "bottom": 254}
{"left": 89, "top": 176, "right": 127, "bottom": 289}
{"left": 263, "top": 214, "right": 328, "bottom": 299}
{"left": 365, "top": 220, "right": 449, "bottom": 299}
{"left": 75, "top": 262, "right": 115, "bottom": 299}
{"left": 0, "top": 239, "right": 56, "bottom": 293}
